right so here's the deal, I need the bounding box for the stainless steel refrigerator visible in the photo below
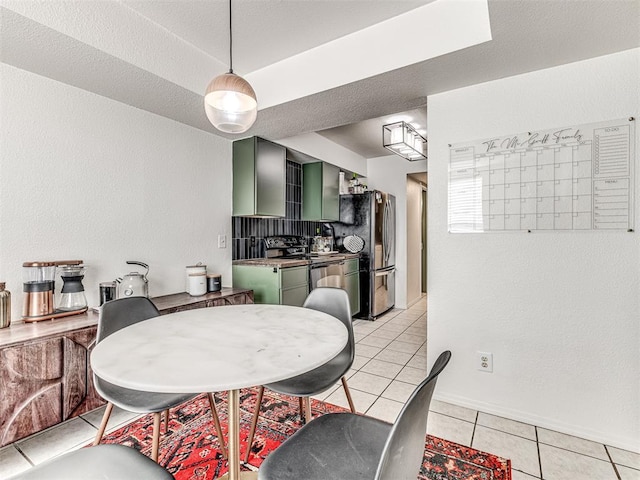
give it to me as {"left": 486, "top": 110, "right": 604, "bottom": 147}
{"left": 333, "top": 191, "right": 395, "bottom": 320}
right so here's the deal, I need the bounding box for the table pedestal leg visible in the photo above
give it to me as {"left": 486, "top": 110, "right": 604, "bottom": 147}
{"left": 219, "top": 389, "right": 258, "bottom": 480}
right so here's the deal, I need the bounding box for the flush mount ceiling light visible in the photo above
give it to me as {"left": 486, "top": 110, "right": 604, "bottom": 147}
{"left": 204, "top": 0, "right": 257, "bottom": 134}
{"left": 382, "top": 121, "right": 427, "bottom": 161}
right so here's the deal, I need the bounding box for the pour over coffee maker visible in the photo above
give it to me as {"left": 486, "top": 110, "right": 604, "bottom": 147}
{"left": 57, "top": 263, "right": 88, "bottom": 312}
{"left": 22, "top": 260, "right": 88, "bottom": 322}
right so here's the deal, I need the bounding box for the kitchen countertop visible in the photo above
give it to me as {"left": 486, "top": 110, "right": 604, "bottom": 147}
{"left": 233, "top": 253, "right": 361, "bottom": 268}
{"left": 310, "top": 252, "right": 361, "bottom": 261}
{"left": 0, "top": 287, "right": 253, "bottom": 348}
{"left": 233, "top": 258, "right": 310, "bottom": 268}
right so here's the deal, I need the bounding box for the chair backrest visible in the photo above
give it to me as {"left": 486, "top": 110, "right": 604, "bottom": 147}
{"left": 302, "top": 287, "right": 354, "bottom": 363}
{"left": 374, "top": 350, "right": 452, "bottom": 480}
{"left": 97, "top": 297, "right": 160, "bottom": 343}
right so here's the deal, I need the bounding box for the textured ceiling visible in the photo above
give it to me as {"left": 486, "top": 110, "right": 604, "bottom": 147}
{"left": 1, "top": 0, "right": 638, "bottom": 158}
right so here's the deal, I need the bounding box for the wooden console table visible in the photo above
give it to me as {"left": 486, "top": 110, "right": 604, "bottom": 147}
{"left": 0, "top": 288, "right": 253, "bottom": 446}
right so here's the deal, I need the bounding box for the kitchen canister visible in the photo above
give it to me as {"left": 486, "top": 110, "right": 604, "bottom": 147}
{"left": 207, "top": 274, "right": 222, "bottom": 293}
{"left": 187, "top": 273, "right": 207, "bottom": 296}
{"left": 99, "top": 281, "right": 117, "bottom": 306}
{"left": 186, "top": 263, "right": 206, "bottom": 293}
{"left": 0, "top": 282, "right": 11, "bottom": 329}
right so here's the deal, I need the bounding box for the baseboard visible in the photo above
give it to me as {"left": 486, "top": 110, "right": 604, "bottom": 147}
{"left": 432, "top": 392, "right": 639, "bottom": 453}
{"left": 406, "top": 295, "right": 424, "bottom": 308}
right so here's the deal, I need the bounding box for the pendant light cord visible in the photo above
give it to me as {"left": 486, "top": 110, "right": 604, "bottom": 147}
{"left": 228, "top": 0, "right": 233, "bottom": 74}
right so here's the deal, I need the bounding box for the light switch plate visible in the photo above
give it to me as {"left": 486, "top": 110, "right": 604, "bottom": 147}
{"left": 218, "top": 235, "right": 226, "bottom": 248}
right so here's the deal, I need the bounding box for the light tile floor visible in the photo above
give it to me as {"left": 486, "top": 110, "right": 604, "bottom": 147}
{"left": 1, "top": 297, "right": 639, "bottom": 480}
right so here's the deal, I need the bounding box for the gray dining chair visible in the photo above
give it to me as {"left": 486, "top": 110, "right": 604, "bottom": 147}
{"left": 257, "top": 350, "right": 451, "bottom": 480}
{"left": 244, "top": 287, "right": 356, "bottom": 463}
{"left": 7, "top": 444, "right": 175, "bottom": 480}
{"left": 92, "top": 297, "right": 226, "bottom": 462}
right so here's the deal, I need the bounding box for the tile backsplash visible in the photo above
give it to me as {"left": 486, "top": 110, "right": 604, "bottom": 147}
{"left": 232, "top": 161, "right": 323, "bottom": 260}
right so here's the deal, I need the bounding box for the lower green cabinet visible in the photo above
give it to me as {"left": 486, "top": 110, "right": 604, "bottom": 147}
{"left": 232, "top": 265, "right": 309, "bottom": 307}
{"left": 344, "top": 258, "right": 360, "bottom": 316}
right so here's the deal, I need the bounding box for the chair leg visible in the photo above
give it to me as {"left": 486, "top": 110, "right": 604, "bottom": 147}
{"left": 301, "top": 396, "right": 312, "bottom": 424}
{"left": 92, "top": 402, "right": 114, "bottom": 446}
{"left": 151, "top": 412, "right": 161, "bottom": 462}
{"left": 163, "top": 409, "right": 170, "bottom": 433}
{"left": 206, "top": 393, "right": 227, "bottom": 459}
{"left": 341, "top": 376, "right": 357, "bottom": 413}
{"left": 298, "top": 396, "right": 305, "bottom": 422}
{"left": 243, "top": 386, "right": 265, "bottom": 464}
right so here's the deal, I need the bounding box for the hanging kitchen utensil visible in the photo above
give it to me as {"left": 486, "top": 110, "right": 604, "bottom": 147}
{"left": 343, "top": 235, "right": 364, "bottom": 253}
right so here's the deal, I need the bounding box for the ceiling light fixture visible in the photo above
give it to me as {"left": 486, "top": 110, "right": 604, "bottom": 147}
{"left": 382, "top": 121, "right": 427, "bottom": 161}
{"left": 204, "top": 0, "right": 257, "bottom": 134}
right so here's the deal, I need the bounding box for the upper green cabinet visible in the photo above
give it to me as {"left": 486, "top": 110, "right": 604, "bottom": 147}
{"left": 302, "top": 162, "right": 340, "bottom": 221}
{"left": 233, "top": 137, "right": 286, "bottom": 217}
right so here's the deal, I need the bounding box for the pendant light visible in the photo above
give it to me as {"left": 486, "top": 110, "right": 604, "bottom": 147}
{"left": 204, "top": 0, "right": 257, "bottom": 134}
{"left": 382, "top": 121, "right": 427, "bottom": 161}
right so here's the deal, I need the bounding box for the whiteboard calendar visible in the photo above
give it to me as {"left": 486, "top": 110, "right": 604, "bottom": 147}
{"left": 448, "top": 118, "right": 635, "bottom": 233}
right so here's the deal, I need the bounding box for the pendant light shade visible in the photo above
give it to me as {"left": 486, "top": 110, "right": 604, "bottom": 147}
{"left": 204, "top": 72, "right": 257, "bottom": 134}
{"left": 382, "top": 121, "right": 427, "bottom": 161}
{"left": 204, "top": 0, "right": 257, "bottom": 134}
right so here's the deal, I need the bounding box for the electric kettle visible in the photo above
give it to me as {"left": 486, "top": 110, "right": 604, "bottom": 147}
{"left": 117, "top": 261, "right": 149, "bottom": 298}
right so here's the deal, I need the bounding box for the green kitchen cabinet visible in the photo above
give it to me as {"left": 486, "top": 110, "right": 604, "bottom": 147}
{"left": 232, "top": 265, "right": 309, "bottom": 306}
{"left": 233, "top": 137, "right": 286, "bottom": 217}
{"left": 344, "top": 257, "right": 360, "bottom": 316}
{"left": 302, "top": 162, "right": 340, "bottom": 221}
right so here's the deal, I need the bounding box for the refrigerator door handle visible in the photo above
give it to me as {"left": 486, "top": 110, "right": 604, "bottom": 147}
{"left": 376, "top": 266, "right": 396, "bottom": 273}
{"left": 382, "top": 201, "right": 386, "bottom": 266}
{"left": 383, "top": 199, "right": 391, "bottom": 266}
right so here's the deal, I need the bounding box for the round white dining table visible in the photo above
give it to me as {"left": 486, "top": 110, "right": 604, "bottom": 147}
{"left": 90, "top": 304, "right": 348, "bottom": 480}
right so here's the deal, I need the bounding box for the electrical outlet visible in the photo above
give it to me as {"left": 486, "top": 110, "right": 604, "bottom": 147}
{"left": 477, "top": 351, "right": 493, "bottom": 373}
{"left": 218, "top": 235, "right": 226, "bottom": 249}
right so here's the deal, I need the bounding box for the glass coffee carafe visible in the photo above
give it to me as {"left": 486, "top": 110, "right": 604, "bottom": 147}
{"left": 57, "top": 264, "right": 88, "bottom": 312}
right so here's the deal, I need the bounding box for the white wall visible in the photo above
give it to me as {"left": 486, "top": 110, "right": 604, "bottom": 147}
{"left": 0, "top": 64, "right": 232, "bottom": 320}
{"left": 427, "top": 49, "right": 640, "bottom": 450}
{"left": 366, "top": 155, "right": 427, "bottom": 309}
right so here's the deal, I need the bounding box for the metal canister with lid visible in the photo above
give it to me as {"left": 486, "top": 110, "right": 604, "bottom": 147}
{"left": 207, "top": 274, "right": 221, "bottom": 293}
{"left": 0, "top": 282, "right": 11, "bottom": 329}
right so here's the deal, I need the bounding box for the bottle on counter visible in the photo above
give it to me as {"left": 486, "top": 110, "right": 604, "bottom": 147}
{"left": 0, "top": 282, "right": 11, "bottom": 329}
{"left": 349, "top": 174, "right": 362, "bottom": 194}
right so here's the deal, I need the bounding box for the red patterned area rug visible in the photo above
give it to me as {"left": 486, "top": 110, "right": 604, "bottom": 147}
{"left": 100, "top": 389, "right": 511, "bottom": 480}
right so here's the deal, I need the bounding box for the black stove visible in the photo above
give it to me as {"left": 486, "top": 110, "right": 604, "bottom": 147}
{"left": 264, "top": 236, "right": 347, "bottom": 268}
{"left": 264, "top": 236, "right": 309, "bottom": 259}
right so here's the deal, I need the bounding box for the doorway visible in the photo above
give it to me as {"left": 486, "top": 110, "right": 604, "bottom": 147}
{"left": 406, "top": 172, "right": 427, "bottom": 306}
{"left": 421, "top": 185, "right": 427, "bottom": 293}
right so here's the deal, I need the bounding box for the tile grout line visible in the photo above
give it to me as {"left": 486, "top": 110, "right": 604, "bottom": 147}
{"left": 535, "top": 425, "right": 544, "bottom": 480}
{"left": 469, "top": 410, "right": 479, "bottom": 447}
{"left": 12, "top": 443, "right": 35, "bottom": 468}
{"left": 604, "top": 444, "right": 623, "bottom": 480}
{"left": 536, "top": 439, "right": 626, "bottom": 465}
